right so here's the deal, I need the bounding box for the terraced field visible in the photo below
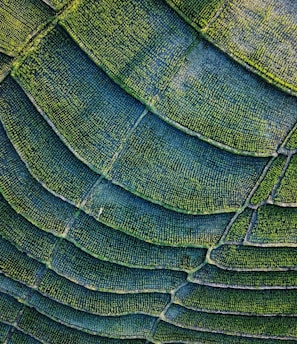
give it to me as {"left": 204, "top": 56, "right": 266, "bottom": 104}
{"left": 0, "top": 0, "right": 296, "bottom": 342}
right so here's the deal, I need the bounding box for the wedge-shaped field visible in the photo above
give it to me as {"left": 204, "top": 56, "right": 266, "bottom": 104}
{"left": 166, "top": 0, "right": 297, "bottom": 95}
{"left": 274, "top": 154, "right": 297, "bottom": 205}
{"left": 12, "top": 26, "right": 269, "bottom": 214}
{"left": 250, "top": 155, "right": 287, "bottom": 205}
{"left": 224, "top": 208, "right": 253, "bottom": 242}
{"left": 165, "top": 304, "right": 297, "bottom": 338}
{"left": 0, "top": 0, "right": 53, "bottom": 56}
{"left": 211, "top": 244, "right": 297, "bottom": 270}
{"left": 175, "top": 283, "right": 297, "bottom": 315}
{"left": 248, "top": 205, "right": 297, "bottom": 244}
{"left": 285, "top": 128, "right": 297, "bottom": 150}
{"left": 61, "top": 0, "right": 297, "bottom": 154}
{"left": 0, "top": 53, "right": 12, "bottom": 79}
{"left": 191, "top": 264, "right": 297, "bottom": 289}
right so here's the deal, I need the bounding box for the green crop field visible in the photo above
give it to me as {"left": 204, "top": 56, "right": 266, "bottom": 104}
{"left": 0, "top": 0, "right": 296, "bottom": 342}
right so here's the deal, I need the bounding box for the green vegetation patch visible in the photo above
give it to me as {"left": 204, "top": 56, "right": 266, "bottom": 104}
{"left": 175, "top": 283, "right": 297, "bottom": 315}
{"left": 0, "top": 0, "right": 53, "bottom": 55}
{"left": 211, "top": 244, "right": 297, "bottom": 270}
{"left": 251, "top": 155, "right": 287, "bottom": 205}
{"left": 224, "top": 208, "right": 253, "bottom": 242}
{"left": 153, "top": 321, "right": 293, "bottom": 343}
{"left": 8, "top": 330, "right": 42, "bottom": 344}
{"left": 13, "top": 26, "right": 146, "bottom": 176}
{"left": 109, "top": 114, "right": 268, "bottom": 213}
{"left": 0, "top": 194, "right": 57, "bottom": 262}
{"left": 0, "top": 237, "right": 43, "bottom": 286}
{"left": 0, "top": 77, "right": 99, "bottom": 206}
{"left": 248, "top": 205, "right": 297, "bottom": 244}
{"left": 0, "top": 52, "right": 12, "bottom": 76}
{"left": 61, "top": 0, "right": 297, "bottom": 154}
{"left": 206, "top": 0, "right": 297, "bottom": 93}
{"left": 0, "top": 127, "right": 210, "bottom": 267}
{"left": 69, "top": 212, "right": 207, "bottom": 271}
{"left": 166, "top": 304, "right": 297, "bottom": 338}
{"left": 15, "top": 306, "right": 147, "bottom": 344}
{"left": 165, "top": 0, "right": 224, "bottom": 28}
{"left": 29, "top": 292, "right": 156, "bottom": 338}
{"left": 62, "top": 0, "right": 195, "bottom": 101}
{"left": 274, "top": 154, "right": 297, "bottom": 204}
{"left": 39, "top": 270, "right": 170, "bottom": 316}
{"left": 0, "top": 140, "right": 208, "bottom": 269}
{"left": 84, "top": 179, "right": 234, "bottom": 246}
{"left": 157, "top": 39, "right": 297, "bottom": 154}
{"left": 285, "top": 129, "right": 297, "bottom": 150}
{"left": 51, "top": 240, "right": 186, "bottom": 292}
{"left": 0, "top": 292, "right": 23, "bottom": 324}
{"left": 192, "top": 264, "right": 297, "bottom": 288}
{"left": 0, "top": 125, "right": 76, "bottom": 235}
{"left": 0, "top": 274, "right": 31, "bottom": 302}
{"left": 0, "top": 322, "right": 11, "bottom": 342}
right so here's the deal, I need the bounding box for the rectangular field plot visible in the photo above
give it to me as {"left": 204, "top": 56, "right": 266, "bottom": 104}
{"left": 248, "top": 205, "right": 297, "bottom": 244}
{"left": 0, "top": 274, "right": 31, "bottom": 302}
{"left": 153, "top": 321, "right": 289, "bottom": 343}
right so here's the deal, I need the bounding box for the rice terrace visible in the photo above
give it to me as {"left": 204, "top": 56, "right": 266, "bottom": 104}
{"left": 0, "top": 0, "right": 296, "bottom": 342}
